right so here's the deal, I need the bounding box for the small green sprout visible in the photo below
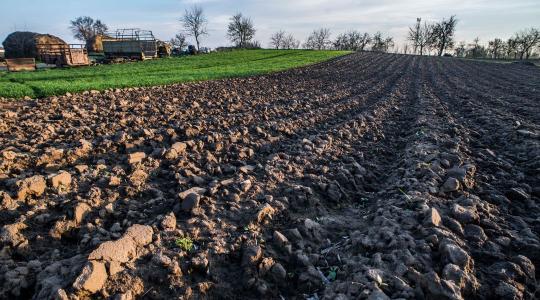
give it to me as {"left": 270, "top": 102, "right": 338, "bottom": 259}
{"left": 175, "top": 237, "right": 194, "bottom": 252}
{"left": 327, "top": 266, "right": 338, "bottom": 281}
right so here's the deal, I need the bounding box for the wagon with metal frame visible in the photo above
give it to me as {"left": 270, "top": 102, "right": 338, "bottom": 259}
{"left": 102, "top": 29, "right": 158, "bottom": 60}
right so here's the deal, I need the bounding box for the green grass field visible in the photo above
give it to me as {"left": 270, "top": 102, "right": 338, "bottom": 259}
{"left": 0, "top": 50, "right": 350, "bottom": 99}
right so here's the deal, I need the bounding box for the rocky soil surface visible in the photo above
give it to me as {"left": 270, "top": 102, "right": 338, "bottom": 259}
{"left": 1, "top": 52, "right": 539, "bottom": 299}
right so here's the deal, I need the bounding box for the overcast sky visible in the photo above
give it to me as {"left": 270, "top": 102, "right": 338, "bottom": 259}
{"left": 1, "top": 0, "right": 539, "bottom": 49}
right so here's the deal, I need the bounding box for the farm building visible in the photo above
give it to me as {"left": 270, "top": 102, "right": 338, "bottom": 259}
{"left": 0, "top": 47, "right": 4, "bottom": 59}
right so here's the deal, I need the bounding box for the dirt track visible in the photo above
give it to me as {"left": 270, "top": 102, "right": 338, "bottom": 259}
{"left": 1, "top": 52, "right": 539, "bottom": 299}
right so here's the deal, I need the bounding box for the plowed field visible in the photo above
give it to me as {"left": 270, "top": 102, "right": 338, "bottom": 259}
{"left": 1, "top": 52, "right": 539, "bottom": 299}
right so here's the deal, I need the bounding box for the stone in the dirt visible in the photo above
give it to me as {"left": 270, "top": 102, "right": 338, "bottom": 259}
{"left": 495, "top": 281, "right": 522, "bottom": 299}
{"left": 298, "top": 265, "right": 324, "bottom": 290}
{"left": 1, "top": 222, "right": 27, "bottom": 247}
{"left": 16, "top": 175, "right": 46, "bottom": 200}
{"left": 440, "top": 241, "right": 471, "bottom": 269}
{"left": 129, "top": 170, "right": 148, "bottom": 187}
{"left": 182, "top": 193, "right": 200, "bottom": 212}
{"left": 2, "top": 150, "right": 16, "bottom": 160}
{"left": 108, "top": 261, "right": 124, "bottom": 276}
{"left": 0, "top": 191, "right": 18, "bottom": 210}
{"left": 171, "top": 142, "right": 187, "bottom": 154}
{"left": 424, "top": 207, "right": 442, "bottom": 227}
{"left": 442, "top": 263, "right": 465, "bottom": 285}
{"left": 464, "top": 224, "right": 488, "bottom": 244}
{"left": 441, "top": 177, "right": 460, "bottom": 193}
{"left": 451, "top": 204, "right": 479, "bottom": 224}
{"left": 50, "top": 171, "right": 72, "bottom": 189}
{"left": 127, "top": 152, "right": 146, "bottom": 164}
{"left": 327, "top": 183, "right": 342, "bottom": 201}
{"left": 271, "top": 263, "right": 287, "bottom": 280}
{"left": 242, "top": 245, "right": 262, "bottom": 267}
{"left": 443, "top": 217, "right": 464, "bottom": 235}
{"left": 89, "top": 224, "right": 153, "bottom": 262}
{"left": 240, "top": 179, "right": 252, "bottom": 193}
{"left": 367, "top": 290, "right": 390, "bottom": 300}
{"left": 161, "top": 212, "right": 177, "bottom": 230}
{"left": 505, "top": 188, "right": 529, "bottom": 202}
{"left": 178, "top": 187, "right": 207, "bottom": 200}
{"left": 273, "top": 231, "right": 289, "bottom": 249}
{"left": 256, "top": 204, "right": 275, "bottom": 223}
{"left": 75, "top": 165, "right": 89, "bottom": 174}
{"left": 511, "top": 255, "right": 535, "bottom": 279}
{"left": 89, "top": 237, "right": 137, "bottom": 263}
{"left": 125, "top": 224, "right": 153, "bottom": 246}
{"left": 74, "top": 202, "right": 91, "bottom": 224}
{"left": 72, "top": 261, "right": 107, "bottom": 293}
{"left": 109, "top": 176, "right": 121, "bottom": 186}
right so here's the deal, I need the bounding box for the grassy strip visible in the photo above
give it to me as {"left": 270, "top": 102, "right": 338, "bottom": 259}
{"left": 0, "top": 49, "right": 350, "bottom": 99}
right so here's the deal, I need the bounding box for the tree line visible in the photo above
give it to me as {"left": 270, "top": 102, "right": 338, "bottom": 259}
{"left": 68, "top": 10, "right": 539, "bottom": 59}
{"left": 406, "top": 16, "right": 539, "bottom": 59}
{"left": 69, "top": 8, "right": 396, "bottom": 53}
{"left": 453, "top": 29, "right": 540, "bottom": 60}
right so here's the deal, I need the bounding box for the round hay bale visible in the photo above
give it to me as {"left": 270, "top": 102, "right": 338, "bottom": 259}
{"left": 2, "top": 31, "right": 66, "bottom": 59}
{"left": 86, "top": 34, "right": 112, "bottom": 53}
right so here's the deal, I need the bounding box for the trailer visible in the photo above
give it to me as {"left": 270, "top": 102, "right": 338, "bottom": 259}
{"left": 37, "top": 44, "right": 90, "bottom": 67}
{"left": 5, "top": 58, "right": 36, "bottom": 72}
{"left": 102, "top": 29, "right": 158, "bottom": 60}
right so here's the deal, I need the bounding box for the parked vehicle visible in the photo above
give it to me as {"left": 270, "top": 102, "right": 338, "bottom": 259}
{"left": 102, "top": 29, "right": 158, "bottom": 60}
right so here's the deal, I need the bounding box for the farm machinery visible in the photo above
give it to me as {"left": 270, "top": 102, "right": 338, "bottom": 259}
{"left": 102, "top": 29, "right": 160, "bottom": 60}
{"left": 37, "top": 44, "right": 90, "bottom": 67}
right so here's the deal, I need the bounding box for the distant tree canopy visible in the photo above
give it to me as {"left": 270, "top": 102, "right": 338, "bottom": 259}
{"left": 406, "top": 16, "right": 457, "bottom": 56}
{"left": 270, "top": 31, "right": 300, "bottom": 49}
{"left": 170, "top": 33, "right": 187, "bottom": 50}
{"left": 304, "top": 28, "right": 332, "bottom": 50}
{"left": 69, "top": 16, "right": 108, "bottom": 43}
{"left": 452, "top": 27, "right": 540, "bottom": 60}
{"left": 227, "top": 13, "right": 256, "bottom": 48}
{"left": 431, "top": 16, "right": 457, "bottom": 56}
{"left": 408, "top": 18, "right": 433, "bottom": 55}
{"left": 334, "top": 31, "right": 371, "bottom": 51}
{"left": 371, "top": 32, "right": 394, "bottom": 53}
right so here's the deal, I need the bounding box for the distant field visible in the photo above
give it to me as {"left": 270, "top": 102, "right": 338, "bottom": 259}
{"left": 0, "top": 50, "right": 350, "bottom": 99}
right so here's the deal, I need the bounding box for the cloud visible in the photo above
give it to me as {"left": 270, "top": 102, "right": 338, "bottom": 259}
{"left": 1, "top": 0, "right": 539, "bottom": 48}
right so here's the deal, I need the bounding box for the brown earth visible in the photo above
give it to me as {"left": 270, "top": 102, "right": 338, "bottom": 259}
{"left": 0, "top": 52, "right": 539, "bottom": 299}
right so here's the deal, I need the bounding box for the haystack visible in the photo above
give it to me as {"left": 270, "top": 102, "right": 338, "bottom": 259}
{"left": 86, "top": 34, "right": 113, "bottom": 53}
{"left": 2, "top": 31, "right": 67, "bottom": 59}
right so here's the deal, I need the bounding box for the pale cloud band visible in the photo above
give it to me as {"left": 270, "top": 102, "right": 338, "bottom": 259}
{"left": 1, "top": 0, "right": 538, "bottom": 48}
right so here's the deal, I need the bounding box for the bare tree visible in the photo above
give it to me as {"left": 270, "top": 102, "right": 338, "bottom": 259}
{"left": 514, "top": 28, "right": 540, "bottom": 59}
{"left": 170, "top": 33, "right": 187, "bottom": 50}
{"left": 506, "top": 38, "right": 518, "bottom": 59}
{"left": 270, "top": 30, "right": 286, "bottom": 49}
{"left": 227, "top": 13, "right": 256, "bottom": 48}
{"left": 488, "top": 38, "right": 504, "bottom": 59}
{"left": 408, "top": 18, "right": 433, "bottom": 55}
{"left": 333, "top": 31, "right": 371, "bottom": 51}
{"left": 371, "top": 32, "right": 394, "bottom": 52}
{"left": 333, "top": 33, "right": 348, "bottom": 50}
{"left": 409, "top": 18, "right": 422, "bottom": 54}
{"left": 181, "top": 6, "right": 208, "bottom": 51}
{"left": 304, "top": 28, "right": 332, "bottom": 50}
{"left": 69, "top": 16, "right": 108, "bottom": 43}
{"left": 466, "top": 37, "right": 486, "bottom": 58}
{"left": 403, "top": 44, "right": 410, "bottom": 54}
{"left": 455, "top": 41, "right": 466, "bottom": 57}
{"left": 430, "top": 15, "right": 458, "bottom": 56}
{"left": 282, "top": 34, "right": 300, "bottom": 49}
